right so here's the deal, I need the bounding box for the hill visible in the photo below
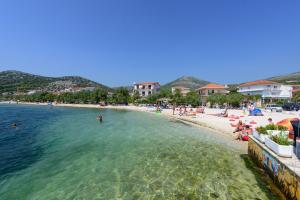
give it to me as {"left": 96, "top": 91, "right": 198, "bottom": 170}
{"left": 267, "top": 72, "right": 300, "bottom": 84}
{"left": 162, "top": 76, "right": 209, "bottom": 90}
{"left": 0, "top": 70, "right": 111, "bottom": 94}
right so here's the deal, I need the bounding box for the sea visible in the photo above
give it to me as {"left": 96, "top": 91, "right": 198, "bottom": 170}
{"left": 0, "top": 104, "right": 283, "bottom": 199}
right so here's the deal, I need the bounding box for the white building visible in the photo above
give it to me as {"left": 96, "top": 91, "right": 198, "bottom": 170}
{"left": 27, "top": 90, "right": 37, "bottom": 95}
{"left": 133, "top": 82, "right": 160, "bottom": 97}
{"left": 171, "top": 87, "right": 190, "bottom": 96}
{"left": 238, "top": 80, "right": 292, "bottom": 102}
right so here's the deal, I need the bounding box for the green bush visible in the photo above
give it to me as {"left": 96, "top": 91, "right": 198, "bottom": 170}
{"left": 270, "top": 135, "right": 293, "bottom": 146}
{"left": 265, "top": 124, "right": 288, "bottom": 131}
{"left": 265, "top": 124, "right": 277, "bottom": 130}
{"left": 277, "top": 125, "right": 288, "bottom": 131}
{"left": 255, "top": 126, "right": 268, "bottom": 134}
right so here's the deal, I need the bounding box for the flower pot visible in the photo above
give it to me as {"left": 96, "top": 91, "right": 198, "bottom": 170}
{"left": 265, "top": 137, "right": 293, "bottom": 157}
{"left": 267, "top": 130, "right": 289, "bottom": 137}
{"left": 253, "top": 131, "right": 269, "bottom": 143}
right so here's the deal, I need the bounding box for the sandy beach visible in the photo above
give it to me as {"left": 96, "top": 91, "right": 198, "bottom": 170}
{"left": 6, "top": 101, "right": 299, "bottom": 142}
{"left": 8, "top": 102, "right": 300, "bottom": 133}
{"left": 105, "top": 105, "right": 300, "bottom": 136}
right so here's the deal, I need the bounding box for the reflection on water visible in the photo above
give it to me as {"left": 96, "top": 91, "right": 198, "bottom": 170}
{"left": 0, "top": 105, "right": 283, "bottom": 199}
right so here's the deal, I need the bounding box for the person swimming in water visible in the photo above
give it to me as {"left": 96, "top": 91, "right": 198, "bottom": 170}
{"left": 11, "top": 123, "right": 17, "bottom": 128}
{"left": 97, "top": 115, "right": 103, "bottom": 123}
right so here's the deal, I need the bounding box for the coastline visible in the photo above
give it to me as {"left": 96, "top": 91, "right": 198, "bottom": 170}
{"left": 6, "top": 101, "right": 238, "bottom": 135}
{"left": 2, "top": 102, "right": 248, "bottom": 151}
{"left": 3, "top": 101, "right": 299, "bottom": 152}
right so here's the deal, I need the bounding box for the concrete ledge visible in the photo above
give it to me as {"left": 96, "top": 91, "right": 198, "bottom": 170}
{"left": 248, "top": 136, "right": 300, "bottom": 200}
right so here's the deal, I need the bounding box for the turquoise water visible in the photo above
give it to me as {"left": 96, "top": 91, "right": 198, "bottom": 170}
{"left": 0, "top": 105, "right": 282, "bottom": 199}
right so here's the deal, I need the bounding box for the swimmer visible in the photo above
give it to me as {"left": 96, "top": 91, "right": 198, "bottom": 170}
{"left": 11, "top": 123, "right": 17, "bottom": 128}
{"left": 97, "top": 115, "right": 103, "bottom": 123}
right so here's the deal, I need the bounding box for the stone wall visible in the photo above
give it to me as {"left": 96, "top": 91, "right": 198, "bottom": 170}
{"left": 248, "top": 136, "right": 300, "bottom": 200}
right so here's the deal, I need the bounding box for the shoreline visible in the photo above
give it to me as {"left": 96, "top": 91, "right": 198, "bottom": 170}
{"left": 2, "top": 102, "right": 248, "bottom": 152}
{"left": 8, "top": 101, "right": 238, "bottom": 135}
{"left": 3, "top": 101, "right": 300, "bottom": 152}
{"left": 1, "top": 101, "right": 238, "bottom": 134}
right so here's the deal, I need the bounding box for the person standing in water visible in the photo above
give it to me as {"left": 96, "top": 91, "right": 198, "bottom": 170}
{"left": 97, "top": 115, "right": 103, "bottom": 123}
{"left": 172, "top": 104, "right": 176, "bottom": 115}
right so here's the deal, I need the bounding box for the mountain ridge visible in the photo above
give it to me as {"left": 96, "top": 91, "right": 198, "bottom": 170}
{"left": 1, "top": 70, "right": 300, "bottom": 95}
{"left": 162, "top": 76, "right": 210, "bottom": 90}
{"left": 266, "top": 71, "right": 300, "bottom": 84}
{"left": 0, "top": 70, "right": 111, "bottom": 94}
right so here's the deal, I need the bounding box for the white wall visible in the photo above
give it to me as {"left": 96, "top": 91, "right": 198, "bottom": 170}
{"left": 238, "top": 84, "right": 292, "bottom": 99}
{"left": 133, "top": 84, "right": 160, "bottom": 97}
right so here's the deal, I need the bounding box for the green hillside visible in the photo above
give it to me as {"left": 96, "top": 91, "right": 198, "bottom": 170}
{"left": 0, "top": 70, "right": 111, "bottom": 94}
{"left": 267, "top": 72, "right": 300, "bottom": 84}
{"left": 162, "top": 76, "right": 209, "bottom": 90}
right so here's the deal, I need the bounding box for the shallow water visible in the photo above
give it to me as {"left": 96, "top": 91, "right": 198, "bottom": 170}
{"left": 0, "top": 104, "right": 282, "bottom": 199}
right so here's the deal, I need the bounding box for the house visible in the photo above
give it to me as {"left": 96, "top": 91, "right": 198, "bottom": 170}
{"left": 133, "top": 82, "right": 160, "bottom": 97}
{"left": 27, "top": 90, "right": 37, "bottom": 95}
{"left": 238, "top": 80, "right": 292, "bottom": 102}
{"left": 171, "top": 87, "right": 190, "bottom": 96}
{"left": 292, "top": 85, "right": 300, "bottom": 97}
{"left": 198, "top": 83, "right": 229, "bottom": 96}
{"left": 197, "top": 83, "right": 229, "bottom": 104}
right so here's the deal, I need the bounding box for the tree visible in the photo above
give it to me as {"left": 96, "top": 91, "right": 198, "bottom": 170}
{"left": 185, "top": 91, "right": 200, "bottom": 107}
{"left": 226, "top": 92, "right": 244, "bottom": 107}
{"left": 293, "top": 92, "right": 300, "bottom": 102}
{"left": 147, "top": 94, "right": 160, "bottom": 104}
{"left": 158, "top": 88, "right": 172, "bottom": 98}
{"left": 172, "top": 89, "right": 184, "bottom": 105}
{"left": 246, "top": 94, "right": 262, "bottom": 102}
{"left": 90, "top": 89, "right": 108, "bottom": 104}
{"left": 132, "top": 91, "right": 140, "bottom": 103}
{"left": 112, "top": 87, "right": 130, "bottom": 104}
{"left": 207, "top": 94, "right": 226, "bottom": 106}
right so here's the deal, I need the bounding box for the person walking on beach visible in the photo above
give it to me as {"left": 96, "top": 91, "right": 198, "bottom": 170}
{"left": 242, "top": 103, "right": 247, "bottom": 114}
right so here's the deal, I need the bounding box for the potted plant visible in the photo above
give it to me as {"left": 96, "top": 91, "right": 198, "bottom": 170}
{"left": 254, "top": 126, "right": 269, "bottom": 143}
{"left": 265, "top": 133, "right": 293, "bottom": 157}
{"left": 265, "top": 124, "right": 279, "bottom": 136}
{"left": 277, "top": 125, "right": 289, "bottom": 137}
{"left": 265, "top": 124, "right": 289, "bottom": 136}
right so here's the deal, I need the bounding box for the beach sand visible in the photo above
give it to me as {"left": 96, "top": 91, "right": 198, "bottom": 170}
{"left": 105, "top": 105, "right": 300, "bottom": 135}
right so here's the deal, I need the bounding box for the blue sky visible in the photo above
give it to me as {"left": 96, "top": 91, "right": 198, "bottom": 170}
{"left": 0, "top": 0, "right": 300, "bottom": 86}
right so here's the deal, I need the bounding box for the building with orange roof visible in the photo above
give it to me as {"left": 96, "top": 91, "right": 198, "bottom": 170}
{"left": 238, "top": 80, "right": 292, "bottom": 101}
{"left": 133, "top": 82, "right": 160, "bottom": 97}
{"left": 197, "top": 83, "right": 229, "bottom": 104}
{"left": 198, "top": 83, "right": 229, "bottom": 96}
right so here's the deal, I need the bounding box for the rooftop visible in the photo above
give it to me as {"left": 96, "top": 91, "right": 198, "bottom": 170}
{"left": 134, "top": 82, "right": 160, "bottom": 85}
{"left": 198, "top": 83, "right": 227, "bottom": 90}
{"left": 239, "top": 80, "right": 279, "bottom": 87}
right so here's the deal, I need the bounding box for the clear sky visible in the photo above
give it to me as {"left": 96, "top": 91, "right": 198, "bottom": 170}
{"left": 0, "top": 0, "right": 300, "bottom": 87}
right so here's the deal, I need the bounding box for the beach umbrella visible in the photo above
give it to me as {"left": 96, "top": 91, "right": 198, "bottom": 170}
{"left": 276, "top": 118, "right": 299, "bottom": 132}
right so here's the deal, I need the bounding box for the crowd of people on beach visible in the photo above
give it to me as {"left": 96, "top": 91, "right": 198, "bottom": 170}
{"left": 163, "top": 102, "right": 283, "bottom": 142}
{"left": 232, "top": 117, "right": 274, "bottom": 141}
{"left": 171, "top": 105, "right": 205, "bottom": 116}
